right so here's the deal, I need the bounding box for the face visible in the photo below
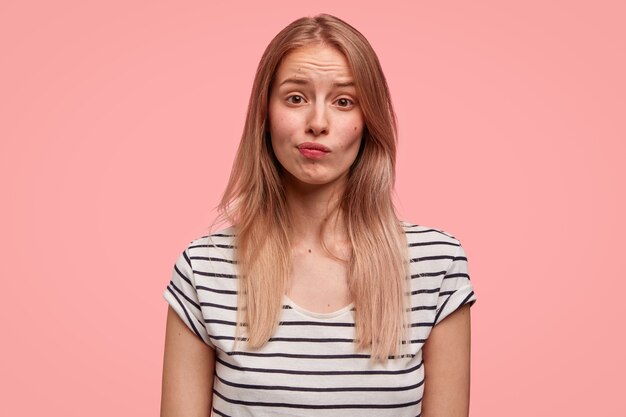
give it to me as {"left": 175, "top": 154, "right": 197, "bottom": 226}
{"left": 267, "top": 43, "right": 365, "bottom": 191}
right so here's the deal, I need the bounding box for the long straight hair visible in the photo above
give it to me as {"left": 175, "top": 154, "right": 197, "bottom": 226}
{"left": 218, "top": 14, "right": 409, "bottom": 360}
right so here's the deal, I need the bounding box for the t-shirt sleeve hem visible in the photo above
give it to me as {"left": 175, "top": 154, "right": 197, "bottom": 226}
{"left": 163, "top": 287, "right": 214, "bottom": 348}
{"left": 433, "top": 284, "right": 476, "bottom": 326}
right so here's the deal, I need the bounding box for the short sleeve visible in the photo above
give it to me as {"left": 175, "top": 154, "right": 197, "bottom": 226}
{"left": 163, "top": 248, "right": 213, "bottom": 347}
{"left": 434, "top": 243, "right": 477, "bottom": 326}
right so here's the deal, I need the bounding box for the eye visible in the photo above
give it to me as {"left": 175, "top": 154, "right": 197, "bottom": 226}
{"left": 286, "top": 95, "right": 305, "bottom": 104}
{"left": 336, "top": 98, "right": 354, "bottom": 108}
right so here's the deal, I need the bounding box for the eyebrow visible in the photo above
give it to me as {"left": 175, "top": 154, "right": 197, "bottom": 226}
{"left": 279, "top": 77, "right": 355, "bottom": 88}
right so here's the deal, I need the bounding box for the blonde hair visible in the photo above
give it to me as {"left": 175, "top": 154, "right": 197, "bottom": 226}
{"left": 218, "top": 14, "right": 409, "bottom": 360}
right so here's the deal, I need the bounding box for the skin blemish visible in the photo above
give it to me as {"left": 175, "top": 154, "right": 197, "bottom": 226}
{"left": 308, "top": 249, "right": 312, "bottom": 253}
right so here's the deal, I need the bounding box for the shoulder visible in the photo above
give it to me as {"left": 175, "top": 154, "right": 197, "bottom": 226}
{"left": 400, "top": 221, "right": 462, "bottom": 248}
{"left": 184, "top": 226, "right": 236, "bottom": 255}
{"left": 181, "top": 226, "right": 238, "bottom": 275}
{"left": 400, "top": 221, "right": 467, "bottom": 273}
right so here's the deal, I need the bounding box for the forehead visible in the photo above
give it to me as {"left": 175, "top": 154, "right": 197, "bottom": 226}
{"left": 274, "top": 43, "right": 354, "bottom": 81}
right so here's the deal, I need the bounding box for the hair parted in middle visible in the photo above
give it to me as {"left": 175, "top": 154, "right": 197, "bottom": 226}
{"left": 218, "top": 13, "right": 410, "bottom": 360}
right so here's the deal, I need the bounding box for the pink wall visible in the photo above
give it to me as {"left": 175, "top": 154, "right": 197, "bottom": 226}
{"left": 1, "top": 1, "right": 624, "bottom": 415}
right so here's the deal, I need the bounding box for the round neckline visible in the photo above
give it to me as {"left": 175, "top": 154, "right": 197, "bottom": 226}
{"left": 283, "top": 295, "right": 354, "bottom": 320}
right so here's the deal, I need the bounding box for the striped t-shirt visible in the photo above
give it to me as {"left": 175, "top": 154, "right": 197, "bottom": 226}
{"left": 163, "top": 222, "right": 477, "bottom": 416}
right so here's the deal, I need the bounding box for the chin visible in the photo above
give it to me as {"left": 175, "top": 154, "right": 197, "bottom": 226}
{"left": 295, "top": 173, "right": 346, "bottom": 188}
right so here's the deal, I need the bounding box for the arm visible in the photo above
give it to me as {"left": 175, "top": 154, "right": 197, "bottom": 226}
{"left": 421, "top": 303, "right": 472, "bottom": 417}
{"left": 161, "top": 305, "right": 216, "bottom": 417}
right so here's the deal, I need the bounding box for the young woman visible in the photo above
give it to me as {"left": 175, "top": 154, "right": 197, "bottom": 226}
{"left": 161, "top": 14, "right": 476, "bottom": 417}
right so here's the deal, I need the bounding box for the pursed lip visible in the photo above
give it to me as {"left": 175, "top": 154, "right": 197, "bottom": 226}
{"left": 296, "top": 142, "right": 331, "bottom": 152}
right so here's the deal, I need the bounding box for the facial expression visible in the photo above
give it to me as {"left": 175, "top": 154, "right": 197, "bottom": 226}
{"left": 268, "top": 43, "right": 365, "bottom": 191}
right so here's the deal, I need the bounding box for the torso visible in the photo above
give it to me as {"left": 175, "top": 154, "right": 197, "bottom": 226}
{"left": 164, "top": 222, "right": 477, "bottom": 417}
{"left": 287, "top": 242, "right": 352, "bottom": 313}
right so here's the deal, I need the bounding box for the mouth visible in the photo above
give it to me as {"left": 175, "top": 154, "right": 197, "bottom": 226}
{"left": 297, "top": 142, "right": 330, "bottom": 159}
{"left": 297, "top": 142, "right": 331, "bottom": 152}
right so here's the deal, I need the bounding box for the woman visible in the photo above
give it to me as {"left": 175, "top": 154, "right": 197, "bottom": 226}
{"left": 161, "top": 13, "right": 476, "bottom": 417}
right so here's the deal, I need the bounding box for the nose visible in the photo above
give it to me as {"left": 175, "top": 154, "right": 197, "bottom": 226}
{"left": 306, "top": 102, "right": 328, "bottom": 136}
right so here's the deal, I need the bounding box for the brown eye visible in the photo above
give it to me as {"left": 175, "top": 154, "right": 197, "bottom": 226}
{"left": 287, "top": 95, "right": 304, "bottom": 104}
{"left": 337, "top": 98, "right": 354, "bottom": 108}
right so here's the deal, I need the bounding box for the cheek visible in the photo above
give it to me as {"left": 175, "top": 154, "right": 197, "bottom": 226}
{"left": 345, "top": 120, "right": 364, "bottom": 146}
{"left": 346, "top": 111, "right": 365, "bottom": 139}
{"left": 269, "top": 111, "right": 297, "bottom": 142}
{"left": 268, "top": 110, "right": 296, "bottom": 161}
{"left": 346, "top": 123, "right": 364, "bottom": 156}
{"left": 268, "top": 98, "right": 285, "bottom": 132}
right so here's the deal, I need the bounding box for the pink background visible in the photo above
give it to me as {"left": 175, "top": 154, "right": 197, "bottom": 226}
{"left": 1, "top": 0, "right": 624, "bottom": 415}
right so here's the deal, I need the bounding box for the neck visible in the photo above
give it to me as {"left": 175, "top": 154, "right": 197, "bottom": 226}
{"left": 283, "top": 176, "right": 348, "bottom": 250}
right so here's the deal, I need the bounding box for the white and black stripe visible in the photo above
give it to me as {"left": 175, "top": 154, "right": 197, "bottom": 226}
{"left": 163, "top": 222, "right": 476, "bottom": 416}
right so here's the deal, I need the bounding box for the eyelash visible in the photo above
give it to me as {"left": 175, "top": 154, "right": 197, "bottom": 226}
{"left": 286, "top": 95, "right": 355, "bottom": 108}
{"left": 286, "top": 95, "right": 305, "bottom": 105}
{"left": 336, "top": 98, "right": 354, "bottom": 108}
